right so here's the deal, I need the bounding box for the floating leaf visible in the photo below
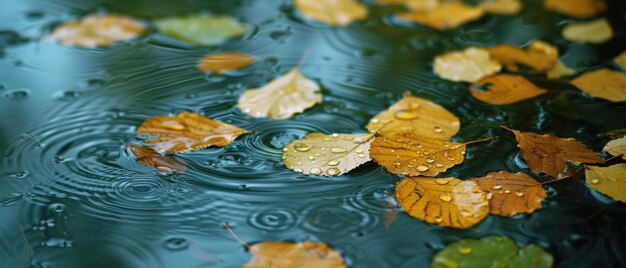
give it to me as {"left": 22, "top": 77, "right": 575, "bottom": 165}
{"left": 507, "top": 128, "right": 604, "bottom": 179}
{"left": 282, "top": 133, "right": 373, "bottom": 176}
{"left": 544, "top": 0, "right": 606, "bottom": 18}
{"left": 397, "top": 2, "right": 485, "bottom": 30}
{"left": 366, "top": 96, "right": 460, "bottom": 140}
{"left": 154, "top": 14, "right": 247, "bottom": 46}
{"left": 479, "top": 0, "right": 522, "bottom": 15}
{"left": 137, "top": 112, "right": 249, "bottom": 154}
{"left": 615, "top": 51, "right": 626, "bottom": 70}
{"left": 471, "top": 171, "right": 547, "bottom": 216}
{"left": 603, "top": 135, "right": 626, "bottom": 160}
{"left": 470, "top": 74, "right": 547, "bottom": 105}
{"left": 571, "top": 68, "right": 626, "bottom": 102}
{"left": 294, "top": 0, "right": 368, "bottom": 26}
{"left": 432, "top": 236, "right": 553, "bottom": 268}
{"left": 126, "top": 145, "right": 187, "bottom": 173}
{"left": 547, "top": 60, "right": 576, "bottom": 79}
{"left": 607, "top": 128, "right": 626, "bottom": 140}
{"left": 370, "top": 132, "right": 466, "bottom": 177}
{"left": 197, "top": 52, "right": 255, "bottom": 73}
{"left": 585, "top": 164, "right": 626, "bottom": 202}
{"left": 434, "top": 47, "right": 502, "bottom": 83}
{"left": 376, "top": 0, "right": 439, "bottom": 11}
{"left": 395, "top": 177, "right": 489, "bottom": 228}
{"left": 47, "top": 15, "right": 146, "bottom": 48}
{"left": 244, "top": 241, "right": 346, "bottom": 268}
{"left": 488, "top": 41, "right": 558, "bottom": 72}
{"left": 562, "top": 18, "right": 613, "bottom": 44}
{"left": 238, "top": 68, "right": 322, "bottom": 119}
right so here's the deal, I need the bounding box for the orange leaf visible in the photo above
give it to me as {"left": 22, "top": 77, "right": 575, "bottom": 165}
{"left": 470, "top": 74, "right": 547, "bottom": 105}
{"left": 571, "top": 68, "right": 626, "bottom": 102}
{"left": 396, "top": 2, "right": 485, "bottom": 30}
{"left": 395, "top": 177, "right": 489, "bottom": 228}
{"left": 243, "top": 241, "right": 346, "bottom": 268}
{"left": 471, "top": 171, "right": 547, "bottom": 216}
{"left": 127, "top": 145, "right": 187, "bottom": 173}
{"left": 488, "top": 41, "right": 558, "bottom": 72}
{"left": 544, "top": 0, "right": 606, "bottom": 18}
{"left": 47, "top": 15, "right": 146, "bottom": 48}
{"left": 197, "top": 52, "right": 255, "bottom": 73}
{"left": 615, "top": 51, "right": 626, "bottom": 70}
{"left": 137, "top": 112, "right": 248, "bottom": 154}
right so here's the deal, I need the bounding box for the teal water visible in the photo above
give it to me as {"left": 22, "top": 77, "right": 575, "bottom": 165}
{"left": 1, "top": 0, "right": 625, "bottom": 267}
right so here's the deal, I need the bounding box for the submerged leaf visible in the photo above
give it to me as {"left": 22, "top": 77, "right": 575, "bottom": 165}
{"left": 197, "top": 52, "right": 255, "bottom": 73}
{"left": 585, "top": 164, "right": 626, "bottom": 202}
{"left": 544, "top": 0, "right": 606, "bottom": 18}
{"left": 433, "top": 236, "right": 553, "bottom": 268}
{"left": 244, "top": 241, "right": 346, "bottom": 268}
{"left": 571, "top": 68, "right": 626, "bottom": 102}
{"left": 127, "top": 145, "right": 187, "bottom": 173}
{"left": 547, "top": 60, "right": 576, "bottom": 79}
{"left": 47, "top": 15, "right": 146, "bottom": 48}
{"left": 294, "top": 0, "right": 368, "bottom": 26}
{"left": 488, "top": 41, "right": 558, "bottom": 72}
{"left": 434, "top": 47, "right": 502, "bottom": 83}
{"left": 238, "top": 68, "right": 322, "bottom": 119}
{"left": 396, "top": 2, "right": 485, "bottom": 30}
{"left": 603, "top": 135, "right": 626, "bottom": 160}
{"left": 395, "top": 177, "right": 489, "bottom": 228}
{"left": 137, "top": 112, "right": 248, "bottom": 154}
{"left": 479, "top": 0, "right": 522, "bottom": 15}
{"left": 282, "top": 133, "right": 373, "bottom": 176}
{"left": 471, "top": 171, "right": 546, "bottom": 216}
{"left": 562, "top": 18, "right": 613, "bottom": 44}
{"left": 470, "top": 74, "right": 547, "bottom": 105}
{"left": 154, "top": 14, "right": 247, "bottom": 46}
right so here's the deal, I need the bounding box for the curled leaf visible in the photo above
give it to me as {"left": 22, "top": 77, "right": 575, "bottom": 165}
{"left": 488, "top": 41, "right": 558, "bottom": 72}
{"left": 197, "top": 52, "right": 255, "bottom": 73}
{"left": 244, "top": 241, "right": 346, "bottom": 268}
{"left": 127, "top": 145, "right": 187, "bottom": 173}
{"left": 470, "top": 74, "right": 547, "bottom": 105}
{"left": 603, "top": 135, "right": 626, "bottom": 160}
{"left": 396, "top": 2, "right": 485, "bottom": 30}
{"left": 395, "top": 177, "right": 489, "bottom": 228}
{"left": 47, "top": 15, "right": 146, "bottom": 48}
{"left": 562, "top": 18, "right": 613, "bottom": 44}
{"left": 479, "top": 0, "right": 523, "bottom": 15}
{"left": 571, "top": 68, "right": 626, "bottom": 102}
{"left": 585, "top": 164, "right": 626, "bottom": 202}
{"left": 137, "top": 112, "right": 248, "bottom": 154}
{"left": 155, "top": 14, "right": 247, "bottom": 46}
{"left": 434, "top": 47, "right": 502, "bottom": 83}
{"left": 471, "top": 171, "right": 547, "bottom": 216}
{"left": 544, "top": 0, "right": 606, "bottom": 18}
{"left": 294, "top": 0, "right": 368, "bottom": 26}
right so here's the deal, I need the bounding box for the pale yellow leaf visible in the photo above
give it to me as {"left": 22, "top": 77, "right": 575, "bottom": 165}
{"left": 47, "top": 15, "right": 145, "bottom": 48}
{"left": 396, "top": 2, "right": 485, "bottom": 30}
{"left": 571, "top": 68, "right": 626, "bottom": 102}
{"left": 603, "top": 135, "right": 626, "bottom": 160}
{"left": 563, "top": 18, "right": 613, "bottom": 44}
{"left": 585, "top": 164, "right": 626, "bottom": 202}
{"left": 294, "top": 0, "right": 368, "bottom": 26}
{"left": 244, "top": 241, "right": 346, "bottom": 268}
{"left": 434, "top": 47, "right": 502, "bottom": 83}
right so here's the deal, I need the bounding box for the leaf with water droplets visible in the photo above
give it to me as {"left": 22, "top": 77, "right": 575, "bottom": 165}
{"left": 562, "top": 18, "right": 613, "bottom": 44}
{"left": 571, "top": 68, "right": 626, "bottom": 102}
{"left": 282, "top": 133, "right": 373, "bottom": 176}
{"left": 470, "top": 74, "right": 547, "bottom": 105}
{"left": 603, "top": 135, "right": 626, "bottom": 160}
{"left": 615, "top": 51, "right": 626, "bottom": 70}
{"left": 127, "top": 145, "right": 187, "bottom": 173}
{"left": 294, "top": 0, "right": 368, "bottom": 26}
{"left": 479, "top": 0, "right": 522, "bottom": 15}
{"left": 238, "top": 68, "right": 322, "bottom": 119}
{"left": 197, "top": 52, "right": 255, "bottom": 73}
{"left": 137, "top": 112, "right": 249, "bottom": 154}
{"left": 471, "top": 171, "right": 547, "bottom": 216}
{"left": 585, "top": 164, "right": 626, "bottom": 202}
{"left": 244, "top": 241, "right": 346, "bottom": 268}
{"left": 397, "top": 2, "right": 485, "bottom": 30}
{"left": 507, "top": 128, "right": 604, "bottom": 179}
{"left": 47, "top": 15, "right": 146, "bottom": 48}
{"left": 488, "top": 41, "right": 558, "bottom": 72}
{"left": 544, "top": 0, "right": 606, "bottom": 18}
{"left": 433, "top": 236, "right": 553, "bottom": 268}
{"left": 154, "top": 14, "right": 247, "bottom": 46}
{"left": 395, "top": 177, "right": 489, "bottom": 228}
{"left": 366, "top": 96, "right": 460, "bottom": 140}
{"left": 434, "top": 47, "right": 502, "bottom": 83}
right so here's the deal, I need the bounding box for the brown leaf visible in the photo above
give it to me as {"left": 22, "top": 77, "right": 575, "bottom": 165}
{"left": 395, "top": 177, "right": 489, "bottom": 228}
{"left": 470, "top": 74, "right": 547, "bottom": 105}
{"left": 544, "top": 0, "right": 606, "bottom": 18}
{"left": 488, "top": 41, "right": 558, "bottom": 72}
{"left": 397, "top": 2, "right": 485, "bottom": 30}
{"left": 562, "top": 18, "right": 613, "bottom": 44}
{"left": 137, "top": 112, "right": 248, "bottom": 154}
{"left": 47, "top": 15, "right": 146, "bottom": 48}
{"left": 603, "top": 135, "right": 626, "bottom": 160}
{"left": 585, "top": 164, "right": 626, "bottom": 203}
{"left": 294, "top": 0, "right": 368, "bottom": 26}
{"left": 127, "top": 145, "right": 187, "bottom": 173}
{"left": 197, "top": 52, "right": 255, "bottom": 73}
{"left": 434, "top": 47, "right": 502, "bottom": 83}
{"left": 607, "top": 128, "right": 626, "bottom": 140}
{"left": 244, "top": 241, "right": 346, "bottom": 268}
{"left": 471, "top": 171, "right": 547, "bottom": 216}
{"left": 571, "top": 68, "right": 626, "bottom": 102}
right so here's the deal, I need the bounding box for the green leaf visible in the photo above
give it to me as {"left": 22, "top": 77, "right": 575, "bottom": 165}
{"left": 432, "top": 236, "right": 553, "bottom": 268}
{"left": 154, "top": 14, "right": 247, "bottom": 46}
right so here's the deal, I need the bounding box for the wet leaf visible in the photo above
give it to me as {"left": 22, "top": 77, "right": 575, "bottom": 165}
{"left": 547, "top": 60, "right": 576, "bottom": 79}
{"left": 366, "top": 96, "right": 460, "bottom": 140}
{"left": 470, "top": 74, "right": 547, "bottom": 105}
{"left": 571, "top": 68, "right": 626, "bottom": 102}
{"left": 244, "top": 241, "right": 346, "bottom": 268}
{"left": 488, "top": 41, "right": 558, "bottom": 72}
{"left": 434, "top": 47, "right": 502, "bottom": 83}
{"left": 154, "top": 14, "right": 247, "bottom": 46}
{"left": 544, "top": 0, "right": 606, "bottom": 18}
{"left": 585, "top": 164, "right": 626, "bottom": 202}
{"left": 370, "top": 132, "right": 466, "bottom": 177}
{"left": 432, "top": 236, "right": 553, "bottom": 268}
{"left": 507, "top": 128, "right": 604, "bottom": 179}
{"left": 479, "top": 0, "right": 522, "bottom": 15}
{"left": 607, "top": 128, "right": 626, "bottom": 140}
{"left": 603, "top": 135, "right": 626, "bottom": 160}
{"left": 294, "top": 0, "right": 368, "bottom": 26}
{"left": 282, "top": 133, "right": 373, "bottom": 176}
{"left": 197, "top": 52, "right": 255, "bottom": 73}
{"left": 562, "top": 18, "right": 613, "bottom": 44}
{"left": 137, "top": 112, "right": 249, "bottom": 154}
{"left": 238, "top": 68, "right": 322, "bottom": 119}
{"left": 615, "top": 51, "right": 626, "bottom": 70}
{"left": 471, "top": 171, "right": 546, "bottom": 216}
{"left": 397, "top": 2, "right": 485, "bottom": 30}
{"left": 47, "top": 15, "right": 145, "bottom": 48}
{"left": 395, "top": 177, "right": 489, "bottom": 228}
{"left": 126, "top": 145, "right": 187, "bottom": 173}
{"left": 376, "top": 0, "right": 439, "bottom": 11}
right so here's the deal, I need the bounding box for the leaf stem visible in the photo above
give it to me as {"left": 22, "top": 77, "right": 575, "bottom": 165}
{"left": 223, "top": 223, "right": 250, "bottom": 249}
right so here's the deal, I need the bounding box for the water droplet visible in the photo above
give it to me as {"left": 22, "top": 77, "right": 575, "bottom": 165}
{"left": 426, "top": 158, "right": 435, "bottom": 163}
{"left": 370, "top": 118, "right": 380, "bottom": 123}
{"left": 514, "top": 191, "right": 524, "bottom": 197}
{"left": 590, "top": 178, "right": 599, "bottom": 184}
{"left": 161, "top": 120, "right": 185, "bottom": 130}
{"left": 435, "top": 178, "right": 449, "bottom": 185}
{"left": 394, "top": 161, "right": 401, "bottom": 166}
{"left": 327, "top": 160, "right": 339, "bottom": 166}
{"left": 309, "top": 167, "right": 322, "bottom": 175}
{"left": 433, "top": 126, "right": 443, "bottom": 133}
{"left": 331, "top": 133, "right": 339, "bottom": 138}
{"left": 394, "top": 110, "right": 417, "bottom": 120}
{"left": 458, "top": 247, "right": 472, "bottom": 255}
{"left": 434, "top": 216, "right": 443, "bottom": 223}
{"left": 435, "top": 163, "right": 444, "bottom": 168}
{"left": 486, "top": 192, "right": 493, "bottom": 200}
{"left": 326, "top": 168, "right": 340, "bottom": 176}
{"left": 294, "top": 143, "right": 311, "bottom": 152}
{"left": 294, "top": 168, "right": 303, "bottom": 172}
{"left": 357, "top": 153, "right": 366, "bottom": 158}
{"left": 491, "top": 184, "right": 502, "bottom": 190}
{"left": 416, "top": 165, "right": 429, "bottom": 172}
{"left": 439, "top": 193, "right": 452, "bottom": 202}
{"left": 307, "top": 156, "right": 315, "bottom": 160}
{"left": 504, "top": 190, "right": 511, "bottom": 194}
{"left": 330, "top": 146, "right": 346, "bottom": 153}
{"left": 460, "top": 210, "right": 472, "bottom": 217}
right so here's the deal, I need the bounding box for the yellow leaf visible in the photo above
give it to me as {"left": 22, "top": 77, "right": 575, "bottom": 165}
{"left": 544, "top": 0, "right": 606, "bottom": 18}
{"left": 547, "top": 60, "right": 576, "bottom": 79}
{"left": 294, "top": 0, "right": 368, "bottom": 26}
{"left": 376, "top": 0, "right": 439, "bottom": 11}
{"left": 615, "top": 51, "right": 626, "bottom": 70}
{"left": 488, "top": 41, "right": 558, "bottom": 72}
{"left": 47, "top": 15, "right": 145, "bottom": 48}
{"left": 238, "top": 69, "right": 322, "bottom": 119}
{"left": 571, "top": 68, "right": 626, "bottom": 102}
{"left": 479, "top": 0, "right": 522, "bottom": 15}
{"left": 366, "top": 96, "right": 460, "bottom": 140}
{"left": 282, "top": 133, "right": 373, "bottom": 176}
{"left": 197, "top": 52, "right": 255, "bottom": 73}
{"left": 603, "top": 135, "right": 626, "bottom": 160}
{"left": 562, "top": 18, "right": 613, "bottom": 44}
{"left": 470, "top": 74, "right": 547, "bottom": 105}
{"left": 585, "top": 164, "right": 626, "bottom": 202}
{"left": 126, "top": 145, "right": 187, "bottom": 173}
{"left": 396, "top": 2, "right": 485, "bottom": 30}
{"left": 244, "top": 241, "right": 346, "bottom": 268}
{"left": 434, "top": 47, "right": 502, "bottom": 83}
{"left": 395, "top": 177, "right": 489, "bottom": 228}
{"left": 471, "top": 171, "right": 547, "bottom": 216}
{"left": 136, "top": 112, "right": 248, "bottom": 154}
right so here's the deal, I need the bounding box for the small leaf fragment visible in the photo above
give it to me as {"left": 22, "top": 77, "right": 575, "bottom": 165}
{"left": 396, "top": 2, "right": 485, "bottom": 30}
{"left": 155, "top": 14, "right": 247, "bottom": 46}
{"left": 294, "top": 0, "right": 368, "bottom": 26}
{"left": 470, "top": 74, "right": 547, "bottom": 105}
{"left": 488, "top": 41, "right": 558, "bottom": 72}
{"left": 585, "top": 164, "right": 626, "bottom": 202}
{"left": 544, "top": 0, "right": 606, "bottom": 18}
{"left": 47, "top": 15, "right": 146, "bottom": 48}
{"left": 197, "top": 52, "right": 255, "bottom": 73}
{"left": 127, "top": 145, "right": 187, "bottom": 173}
{"left": 603, "top": 135, "right": 626, "bottom": 160}
{"left": 434, "top": 47, "right": 502, "bottom": 83}
{"left": 471, "top": 171, "right": 546, "bottom": 216}
{"left": 547, "top": 60, "right": 576, "bottom": 79}
{"left": 571, "top": 68, "right": 626, "bottom": 102}
{"left": 562, "top": 18, "right": 613, "bottom": 44}
{"left": 244, "top": 241, "right": 346, "bottom": 268}
{"left": 479, "top": 0, "right": 523, "bottom": 15}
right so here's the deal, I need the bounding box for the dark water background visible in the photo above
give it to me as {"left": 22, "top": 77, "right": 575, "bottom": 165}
{"left": 1, "top": 0, "right": 626, "bottom": 267}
